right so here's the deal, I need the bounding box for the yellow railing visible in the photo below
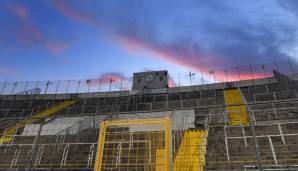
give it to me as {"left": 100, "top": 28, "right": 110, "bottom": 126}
{"left": 224, "top": 89, "right": 250, "bottom": 126}
{"left": 174, "top": 130, "right": 208, "bottom": 171}
{"left": 0, "top": 100, "right": 75, "bottom": 144}
{"left": 95, "top": 118, "right": 172, "bottom": 171}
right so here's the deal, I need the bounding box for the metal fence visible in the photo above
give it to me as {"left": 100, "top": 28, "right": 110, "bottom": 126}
{"left": 1, "top": 103, "right": 298, "bottom": 170}
{"left": 0, "top": 58, "right": 297, "bottom": 95}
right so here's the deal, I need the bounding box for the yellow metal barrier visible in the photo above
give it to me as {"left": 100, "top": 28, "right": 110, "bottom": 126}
{"left": 0, "top": 100, "right": 75, "bottom": 144}
{"left": 174, "top": 130, "right": 208, "bottom": 171}
{"left": 224, "top": 89, "right": 250, "bottom": 126}
{"left": 156, "top": 149, "right": 166, "bottom": 171}
{"left": 95, "top": 117, "right": 171, "bottom": 171}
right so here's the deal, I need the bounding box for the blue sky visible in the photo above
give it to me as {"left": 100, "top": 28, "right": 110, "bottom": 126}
{"left": 0, "top": 0, "right": 298, "bottom": 82}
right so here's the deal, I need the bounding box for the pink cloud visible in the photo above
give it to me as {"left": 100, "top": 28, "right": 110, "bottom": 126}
{"left": 89, "top": 72, "right": 126, "bottom": 86}
{"left": 11, "top": 5, "right": 43, "bottom": 46}
{"left": 47, "top": 42, "right": 68, "bottom": 54}
{"left": 117, "top": 36, "right": 271, "bottom": 81}
{"left": 52, "top": 1, "right": 271, "bottom": 82}
{"left": 16, "top": 25, "right": 44, "bottom": 46}
{"left": 52, "top": 0, "right": 100, "bottom": 26}
{"left": 117, "top": 36, "right": 220, "bottom": 72}
{"left": 8, "top": 4, "right": 69, "bottom": 54}
{"left": 168, "top": 76, "right": 176, "bottom": 87}
{"left": 13, "top": 6, "right": 28, "bottom": 21}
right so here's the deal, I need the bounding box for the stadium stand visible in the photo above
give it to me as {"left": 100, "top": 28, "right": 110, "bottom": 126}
{"left": 0, "top": 69, "right": 298, "bottom": 170}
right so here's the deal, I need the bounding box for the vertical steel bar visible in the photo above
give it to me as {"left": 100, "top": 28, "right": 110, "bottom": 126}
{"left": 268, "top": 136, "right": 278, "bottom": 164}
{"left": 26, "top": 124, "right": 43, "bottom": 170}
{"left": 98, "top": 79, "right": 101, "bottom": 92}
{"left": 55, "top": 80, "right": 60, "bottom": 94}
{"left": 236, "top": 66, "right": 241, "bottom": 81}
{"left": 35, "top": 81, "right": 39, "bottom": 89}
{"left": 249, "top": 111, "right": 263, "bottom": 170}
{"left": 23, "top": 81, "right": 29, "bottom": 92}
{"left": 224, "top": 69, "right": 228, "bottom": 82}
{"left": 250, "top": 64, "right": 255, "bottom": 79}
{"left": 0, "top": 81, "right": 7, "bottom": 94}
{"left": 66, "top": 80, "right": 70, "bottom": 93}
{"left": 200, "top": 69, "right": 204, "bottom": 85}
{"left": 239, "top": 88, "right": 263, "bottom": 170}
{"left": 45, "top": 81, "right": 50, "bottom": 94}
{"left": 11, "top": 81, "right": 18, "bottom": 95}
{"left": 76, "top": 80, "right": 81, "bottom": 93}
{"left": 213, "top": 70, "right": 216, "bottom": 83}
{"left": 249, "top": 64, "right": 255, "bottom": 85}
{"left": 120, "top": 78, "right": 123, "bottom": 91}
{"left": 87, "top": 80, "right": 91, "bottom": 93}
{"left": 261, "top": 64, "right": 267, "bottom": 78}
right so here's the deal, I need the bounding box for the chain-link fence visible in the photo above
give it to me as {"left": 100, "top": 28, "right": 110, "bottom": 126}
{"left": 0, "top": 59, "right": 297, "bottom": 95}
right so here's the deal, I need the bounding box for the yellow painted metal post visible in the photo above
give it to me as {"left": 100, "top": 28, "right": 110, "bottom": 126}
{"left": 94, "top": 121, "right": 107, "bottom": 171}
{"left": 156, "top": 149, "right": 166, "bottom": 170}
{"left": 164, "top": 117, "right": 172, "bottom": 171}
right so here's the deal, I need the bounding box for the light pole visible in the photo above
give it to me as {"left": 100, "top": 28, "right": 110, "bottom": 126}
{"left": 188, "top": 72, "right": 195, "bottom": 86}
{"left": 109, "top": 78, "right": 115, "bottom": 92}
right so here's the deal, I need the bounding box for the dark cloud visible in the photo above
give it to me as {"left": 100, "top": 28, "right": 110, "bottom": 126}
{"left": 278, "top": 0, "right": 298, "bottom": 16}
{"left": 53, "top": 0, "right": 298, "bottom": 71}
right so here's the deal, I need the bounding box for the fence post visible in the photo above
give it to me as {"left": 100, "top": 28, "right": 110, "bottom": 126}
{"left": 0, "top": 82, "right": 7, "bottom": 94}
{"left": 77, "top": 80, "right": 81, "bottom": 93}
{"left": 45, "top": 81, "right": 51, "bottom": 94}
{"left": 35, "top": 81, "right": 40, "bottom": 90}
{"left": 98, "top": 79, "right": 102, "bottom": 92}
{"left": 23, "top": 81, "right": 29, "bottom": 92}
{"left": 26, "top": 118, "right": 55, "bottom": 170}
{"left": 248, "top": 110, "right": 263, "bottom": 171}
{"left": 55, "top": 80, "right": 60, "bottom": 95}
{"left": 224, "top": 69, "right": 228, "bottom": 82}
{"left": 87, "top": 80, "right": 91, "bottom": 93}
{"left": 178, "top": 73, "right": 181, "bottom": 87}
{"left": 11, "top": 81, "right": 18, "bottom": 95}
{"left": 200, "top": 69, "right": 204, "bottom": 85}
{"left": 241, "top": 89, "right": 263, "bottom": 171}
{"left": 188, "top": 72, "right": 195, "bottom": 86}
{"left": 236, "top": 66, "right": 241, "bottom": 81}
{"left": 120, "top": 78, "right": 123, "bottom": 91}
{"left": 66, "top": 80, "right": 70, "bottom": 93}
{"left": 249, "top": 64, "right": 254, "bottom": 79}
{"left": 248, "top": 64, "right": 255, "bottom": 87}
{"left": 261, "top": 64, "right": 267, "bottom": 78}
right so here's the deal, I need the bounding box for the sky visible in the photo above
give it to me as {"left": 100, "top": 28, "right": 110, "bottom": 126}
{"left": 0, "top": 0, "right": 298, "bottom": 83}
